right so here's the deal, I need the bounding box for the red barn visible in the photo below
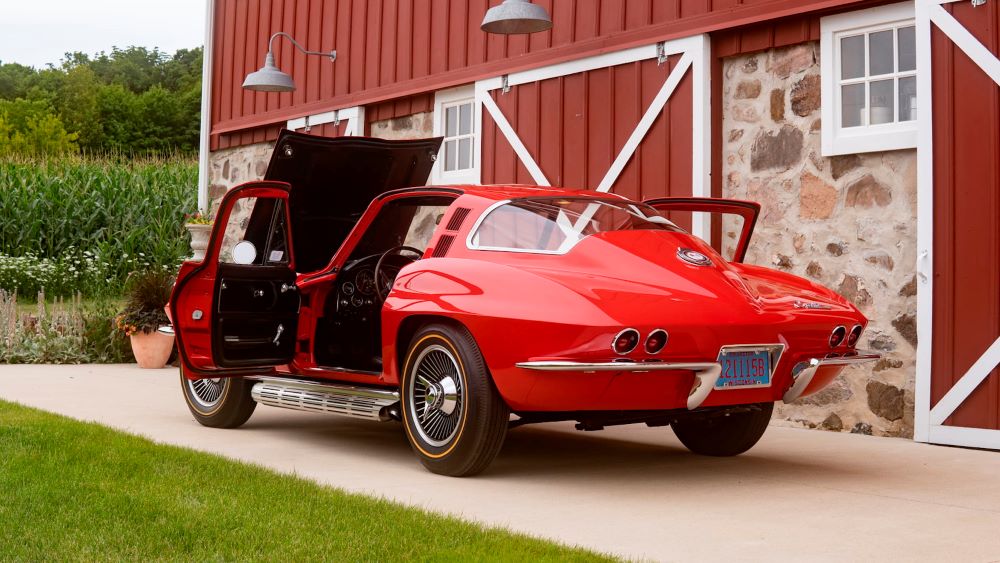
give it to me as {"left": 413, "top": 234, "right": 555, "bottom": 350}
{"left": 197, "top": 0, "right": 1000, "bottom": 450}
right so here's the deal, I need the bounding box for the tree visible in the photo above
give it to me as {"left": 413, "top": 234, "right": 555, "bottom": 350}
{"left": 0, "top": 98, "right": 77, "bottom": 156}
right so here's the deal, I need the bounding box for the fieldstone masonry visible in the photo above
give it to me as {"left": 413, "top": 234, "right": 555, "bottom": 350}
{"left": 721, "top": 42, "right": 917, "bottom": 437}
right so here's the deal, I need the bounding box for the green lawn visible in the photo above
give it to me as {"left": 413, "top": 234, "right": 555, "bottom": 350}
{"left": 0, "top": 401, "right": 613, "bottom": 562}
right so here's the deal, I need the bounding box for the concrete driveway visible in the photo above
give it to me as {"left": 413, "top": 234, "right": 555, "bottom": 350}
{"left": 1, "top": 364, "right": 999, "bottom": 562}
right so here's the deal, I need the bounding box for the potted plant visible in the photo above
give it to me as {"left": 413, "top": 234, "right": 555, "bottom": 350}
{"left": 116, "top": 270, "right": 175, "bottom": 369}
{"left": 184, "top": 212, "right": 213, "bottom": 261}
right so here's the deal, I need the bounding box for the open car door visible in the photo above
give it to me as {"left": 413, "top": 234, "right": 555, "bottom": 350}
{"left": 171, "top": 181, "right": 299, "bottom": 376}
{"left": 644, "top": 197, "right": 760, "bottom": 263}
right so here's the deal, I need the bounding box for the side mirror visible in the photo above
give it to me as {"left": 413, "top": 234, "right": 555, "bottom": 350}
{"left": 232, "top": 240, "right": 258, "bottom": 265}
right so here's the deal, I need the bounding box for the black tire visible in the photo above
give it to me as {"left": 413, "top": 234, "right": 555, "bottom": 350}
{"left": 671, "top": 402, "right": 774, "bottom": 456}
{"left": 400, "top": 323, "right": 509, "bottom": 477}
{"left": 180, "top": 366, "right": 257, "bottom": 429}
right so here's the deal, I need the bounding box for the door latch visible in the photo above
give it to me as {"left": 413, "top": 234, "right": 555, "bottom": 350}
{"left": 273, "top": 324, "right": 284, "bottom": 346}
{"left": 280, "top": 283, "right": 297, "bottom": 293}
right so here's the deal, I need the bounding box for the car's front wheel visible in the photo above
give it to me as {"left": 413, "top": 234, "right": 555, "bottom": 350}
{"left": 400, "top": 323, "right": 509, "bottom": 477}
{"left": 180, "top": 367, "right": 256, "bottom": 428}
{"left": 671, "top": 402, "right": 774, "bottom": 456}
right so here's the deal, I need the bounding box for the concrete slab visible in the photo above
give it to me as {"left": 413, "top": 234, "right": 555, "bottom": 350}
{"left": 1, "top": 364, "right": 998, "bottom": 562}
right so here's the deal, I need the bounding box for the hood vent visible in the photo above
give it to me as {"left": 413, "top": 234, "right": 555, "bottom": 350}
{"left": 446, "top": 207, "right": 472, "bottom": 231}
{"left": 432, "top": 235, "right": 456, "bottom": 257}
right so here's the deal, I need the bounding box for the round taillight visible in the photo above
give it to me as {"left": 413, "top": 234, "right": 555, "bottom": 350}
{"left": 829, "top": 326, "right": 847, "bottom": 348}
{"left": 644, "top": 329, "right": 668, "bottom": 354}
{"left": 847, "top": 324, "right": 863, "bottom": 347}
{"left": 612, "top": 329, "right": 640, "bottom": 355}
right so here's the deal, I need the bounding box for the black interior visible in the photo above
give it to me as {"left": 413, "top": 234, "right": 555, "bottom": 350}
{"left": 263, "top": 130, "right": 442, "bottom": 274}
{"left": 214, "top": 263, "right": 299, "bottom": 367}
{"left": 313, "top": 195, "right": 453, "bottom": 372}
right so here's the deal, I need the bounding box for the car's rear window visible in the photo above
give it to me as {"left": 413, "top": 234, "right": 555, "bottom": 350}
{"left": 468, "top": 197, "right": 683, "bottom": 254}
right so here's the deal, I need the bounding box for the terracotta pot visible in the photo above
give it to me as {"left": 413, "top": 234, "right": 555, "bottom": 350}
{"left": 130, "top": 330, "right": 175, "bottom": 369}
{"left": 185, "top": 223, "right": 212, "bottom": 261}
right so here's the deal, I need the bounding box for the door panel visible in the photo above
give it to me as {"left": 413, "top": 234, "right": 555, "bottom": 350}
{"left": 170, "top": 181, "right": 297, "bottom": 376}
{"left": 645, "top": 197, "right": 759, "bottom": 262}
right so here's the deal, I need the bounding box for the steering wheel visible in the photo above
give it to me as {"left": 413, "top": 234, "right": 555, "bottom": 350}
{"left": 374, "top": 245, "right": 424, "bottom": 302}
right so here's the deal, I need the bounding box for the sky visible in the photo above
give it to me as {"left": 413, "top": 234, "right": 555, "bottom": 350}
{"left": 0, "top": 0, "right": 206, "bottom": 68}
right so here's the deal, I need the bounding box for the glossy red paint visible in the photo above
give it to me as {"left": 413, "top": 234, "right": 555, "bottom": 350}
{"left": 172, "top": 181, "right": 869, "bottom": 415}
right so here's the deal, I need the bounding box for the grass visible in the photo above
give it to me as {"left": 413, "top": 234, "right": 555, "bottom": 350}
{"left": 0, "top": 401, "right": 613, "bottom": 562}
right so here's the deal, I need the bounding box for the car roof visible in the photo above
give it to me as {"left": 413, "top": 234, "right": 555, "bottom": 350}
{"left": 437, "top": 184, "right": 633, "bottom": 202}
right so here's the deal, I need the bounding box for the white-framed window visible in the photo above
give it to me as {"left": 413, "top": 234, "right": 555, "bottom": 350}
{"left": 821, "top": 2, "right": 916, "bottom": 156}
{"left": 432, "top": 85, "right": 480, "bottom": 185}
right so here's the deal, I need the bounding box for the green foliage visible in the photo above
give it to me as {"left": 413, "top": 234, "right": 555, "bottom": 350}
{"left": 0, "top": 46, "right": 203, "bottom": 155}
{"left": 0, "top": 156, "right": 196, "bottom": 298}
{"left": 0, "top": 291, "right": 130, "bottom": 364}
{"left": 116, "top": 269, "right": 173, "bottom": 335}
{"left": 0, "top": 401, "right": 613, "bottom": 561}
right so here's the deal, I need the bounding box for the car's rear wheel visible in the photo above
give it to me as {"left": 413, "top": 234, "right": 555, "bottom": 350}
{"left": 400, "top": 323, "right": 509, "bottom": 477}
{"left": 671, "top": 402, "right": 774, "bottom": 456}
{"left": 180, "top": 366, "right": 256, "bottom": 428}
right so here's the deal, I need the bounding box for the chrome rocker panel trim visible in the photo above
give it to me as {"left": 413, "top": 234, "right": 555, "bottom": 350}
{"left": 515, "top": 360, "right": 722, "bottom": 410}
{"left": 782, "top": 350, "right": 882, "bottom": 403}
{"left": 249, "top": 376, "right": 399, "bottom": 421}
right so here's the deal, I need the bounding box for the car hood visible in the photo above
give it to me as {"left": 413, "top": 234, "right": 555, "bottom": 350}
{"left": 263, "top": 129, "right": 442, "bottom": 273}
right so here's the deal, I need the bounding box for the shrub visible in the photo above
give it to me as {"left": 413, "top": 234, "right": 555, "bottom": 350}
{"left": 115, "top": 270, "right": 172, "bottom": 336}
{"left": 0, "top": 290, "right": 131, "bottom": 364}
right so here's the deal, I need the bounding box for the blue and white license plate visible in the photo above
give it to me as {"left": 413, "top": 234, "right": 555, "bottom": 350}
{"left": 715, "top": 348, "right": 772, "bottom": 389}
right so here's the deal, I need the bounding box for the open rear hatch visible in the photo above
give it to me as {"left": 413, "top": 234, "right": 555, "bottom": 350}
{"left": 263, "top": 129, "right": 442, "bottom": 272}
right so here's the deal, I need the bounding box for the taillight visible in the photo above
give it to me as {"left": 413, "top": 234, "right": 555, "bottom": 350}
{"left": 829, "top": 326, "right": 847, "bottom": 348}
{"left": 847, "top": 324, "right": 863, "bottom": 347}
{"left": 612, "top": 329, "right": 640, "bottom": 355}
{"left": 644, "top": 329, "right": 668, "bottom": 354}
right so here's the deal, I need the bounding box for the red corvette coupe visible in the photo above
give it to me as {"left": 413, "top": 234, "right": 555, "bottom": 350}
{"left": 170, "top": 130, "right": 879, "bottom": 476}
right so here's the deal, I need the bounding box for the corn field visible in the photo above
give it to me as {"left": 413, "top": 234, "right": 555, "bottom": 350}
{"left": 0, "top": 155, "right": 197, "bottom": 297}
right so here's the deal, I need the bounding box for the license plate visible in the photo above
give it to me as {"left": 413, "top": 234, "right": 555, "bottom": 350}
{"left": 715, "top": 349, "right": 772, "bottom": 389}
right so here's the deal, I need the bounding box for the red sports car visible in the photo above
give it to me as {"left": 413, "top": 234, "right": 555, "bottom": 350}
{"left": 169, "top": 130, "right": 879, "bottom": 476}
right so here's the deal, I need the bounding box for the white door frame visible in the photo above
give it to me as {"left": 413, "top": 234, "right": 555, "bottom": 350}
{"left": 915, "top": 0, "right": 1000, "bottom": 449}
{"left": 286, "top": 106, "right": 366, "bottom": 136}
{"left": 474, "top": 34, "right": 712, "bottom": 242}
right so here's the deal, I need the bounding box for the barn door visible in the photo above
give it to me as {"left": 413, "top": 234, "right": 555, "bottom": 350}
{"left": 915, "top": 0, "right": 1000, "bottom": 449}
{"left": 475, "top": 34, "right": 711, "bottom": 241}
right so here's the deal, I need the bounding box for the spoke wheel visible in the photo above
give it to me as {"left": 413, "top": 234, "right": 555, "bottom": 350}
{"left": 186, "top": 377, "right": 224, "bottom": 408}
{"left": 400, "top": 323, "right": 510, "bottom": 477}
{"left": 409, "top": 345, "right": 465, "bottom": 447}
{"left": 179, "top": 367, "right": 256, "bottom": 429}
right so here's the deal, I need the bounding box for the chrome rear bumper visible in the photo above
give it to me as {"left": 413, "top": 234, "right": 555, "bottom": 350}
{"left": 782, "top": 350, "right": 882, "bottom": 403}
{"left": 515, "top": 360, "right": 722, "bottom": 410}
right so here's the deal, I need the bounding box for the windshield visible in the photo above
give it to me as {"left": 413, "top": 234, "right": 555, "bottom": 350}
{"left": 469, "top": 197, "right": 684, "bottom": 254}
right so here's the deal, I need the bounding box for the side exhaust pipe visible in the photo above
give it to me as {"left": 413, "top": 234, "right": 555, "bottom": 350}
{"left": 250, "top": 377, "right": 399, "bottom": 421}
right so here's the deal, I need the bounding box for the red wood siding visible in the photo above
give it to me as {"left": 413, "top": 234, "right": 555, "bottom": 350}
{"left": 210, "top": 0, "right": 873, "bottom": 145}
{"left": 931, "top": 0, "right": 1000, "bottom": 430}
{"left": 480, "top": 55, "right": 694, "bottom": 226}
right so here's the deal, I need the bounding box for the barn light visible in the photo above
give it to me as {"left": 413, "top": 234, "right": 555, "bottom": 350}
{"left": 481, "top": 0, "right": 553, "bottom": 35}
{"left": 243, "top": 32, "right": 336, "bottom": 93}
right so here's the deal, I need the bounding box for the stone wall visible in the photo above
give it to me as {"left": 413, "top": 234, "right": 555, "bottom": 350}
{"left": 369, "top": 111, "right": 433, "bottom": 140}
{"left": 721, "top": 42, "right": 918, "bottom": 437}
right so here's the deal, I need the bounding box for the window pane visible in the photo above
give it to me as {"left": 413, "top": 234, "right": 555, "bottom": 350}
{"left": 459, "top": 103, "right": 472, "bottom": 135}
{"left": 841, "top": 83, "right": 865, "bottom": 127}
{"left": 899, "top": 76, "right": 917, "bottom": 121}
{"left": 898, "top": 26, "right": 916, "bottom": 72}
{"left": 458, "top": 138, "right": 471, "bottom": 170}
{"left": 869, "top": 79, "right": 894, "bottom": 124}
{"left": 869, "top": 30, "right": 894, "bottom": 75}
{"left": 841, "top": 35, "right": 865, "bottom": 79}
{"left": 445, "top": 106, "right": 458, "bottom": 137}
{"left": 444, "top": 140, "right": 457, "bottom": 171}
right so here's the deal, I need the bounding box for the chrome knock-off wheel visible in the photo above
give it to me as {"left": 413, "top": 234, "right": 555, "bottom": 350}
{"left": 186, "top": 377, "right": 225, "bottom": 408}
{"left": 409, "top": 344, "right": 464, "bottom": 447}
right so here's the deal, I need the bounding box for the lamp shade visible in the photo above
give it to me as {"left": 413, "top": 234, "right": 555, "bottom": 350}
{"left": 242, "top": 52, "right": 296, "bottom": 92}
{"left": 481, "top": 0, "right": 552, "bottom": 34}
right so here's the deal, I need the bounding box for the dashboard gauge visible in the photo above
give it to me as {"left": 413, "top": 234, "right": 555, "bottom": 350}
{"left": 350, "top": 294, "right": 364, "bottom": 308}
{"left": 342, "top": 281, "right": 355, "bottom": 296}
{"left": 356, "top": 270, "right": 376, "bottom": 295}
